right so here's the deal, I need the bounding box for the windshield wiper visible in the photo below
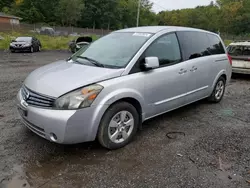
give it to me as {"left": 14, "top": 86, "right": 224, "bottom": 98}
{"left": 76, "top": 56, "right": 105, "bottom": 67}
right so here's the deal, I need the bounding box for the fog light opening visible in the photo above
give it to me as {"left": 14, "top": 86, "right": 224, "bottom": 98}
{"left": 50, "top": 133, "right": 57, "bottom": 142}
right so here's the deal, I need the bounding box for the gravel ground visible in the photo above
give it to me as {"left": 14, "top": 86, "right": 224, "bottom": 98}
{"left": 0, "top": 51, "right": 250, "bottom": 188}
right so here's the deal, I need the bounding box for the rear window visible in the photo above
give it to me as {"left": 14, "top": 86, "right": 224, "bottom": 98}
{"left": 227, "top": 45, "right": 250, "bottom": 56}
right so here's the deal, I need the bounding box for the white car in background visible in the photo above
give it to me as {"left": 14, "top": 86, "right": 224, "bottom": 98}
{"left": 227, "top": 41, "right": 250, "bottom": 74}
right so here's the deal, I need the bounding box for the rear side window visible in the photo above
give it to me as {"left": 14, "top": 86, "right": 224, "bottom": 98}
{"left": 177, "top": 31, "right": 225, "bottom": 61}
{"left": 177, "top": 31, "right": 211, "bottom": 61}
{"left": 207, "top": 34, "right": 225, "bottom": 55}
{"left": 227, "top": 45, "right": 250, "bottom": 56}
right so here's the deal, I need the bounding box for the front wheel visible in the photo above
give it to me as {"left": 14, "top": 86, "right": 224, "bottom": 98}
{"left": 97, "top": 102, "right": 139, "bottom": 150}
{"left": 208, "top": 76, "right": 226, "bottom": 103}
{"left": 30, "top": 46, "right": 34, "bottom": 53}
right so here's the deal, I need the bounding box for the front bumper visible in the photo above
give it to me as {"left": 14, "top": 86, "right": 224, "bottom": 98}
{"left": 16, "top": 90, "right": 107, "bottom": 144}
{"left": 10, "top": 46, "right": 31, "bottom": 51}
{"left": 232, "top": 67, "right": 250, "bottom": 74}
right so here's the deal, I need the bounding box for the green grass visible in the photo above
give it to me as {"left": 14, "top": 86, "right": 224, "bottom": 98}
{"left": 0, "top": 32, "right": 99, "bottom": 50}
{"left": 224, "top": 39, "right": 233, "bottom": 46}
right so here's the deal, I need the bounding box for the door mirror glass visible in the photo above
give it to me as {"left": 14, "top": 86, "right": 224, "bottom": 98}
{"left": 144, "top": 57, "right": 160, "bottom": 70}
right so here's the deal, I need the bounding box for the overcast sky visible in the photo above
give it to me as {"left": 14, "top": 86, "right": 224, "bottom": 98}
{"left": 151, "top": 0, "right": 213, "bottom": 12}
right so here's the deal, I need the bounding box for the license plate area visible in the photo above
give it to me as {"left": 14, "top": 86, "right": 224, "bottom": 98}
{"left": 232, "top": 60, "right": 250, "bottom": 68}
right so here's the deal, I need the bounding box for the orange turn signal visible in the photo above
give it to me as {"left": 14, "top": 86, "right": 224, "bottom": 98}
{"left": 88, "top": 93, "right": 97, "bottom": 100}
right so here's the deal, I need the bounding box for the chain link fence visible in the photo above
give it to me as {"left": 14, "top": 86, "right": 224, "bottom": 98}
{"left": 0, "top": 23, "right": 111, "bottom": 36}
{"left": 220, "top": 33, "right": 250, "bottom": 42}
{"left": 1, "top": 22, "right": 250, "bottom": 42}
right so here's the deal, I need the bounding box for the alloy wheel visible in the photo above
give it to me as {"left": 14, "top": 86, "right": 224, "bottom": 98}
{"left": 108, "top": 111, "right": 134, "bottom": 144}
{"left": 215, "top": 80, "right": 225, "bottom": 100}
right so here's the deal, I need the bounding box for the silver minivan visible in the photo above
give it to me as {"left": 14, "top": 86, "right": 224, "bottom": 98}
{"left": 17, "top": 26, "right": 232, "bottom": 149}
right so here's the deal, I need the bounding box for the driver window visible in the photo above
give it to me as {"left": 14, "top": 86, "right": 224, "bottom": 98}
{"left": 144, "top": 33, "right": 182, "bottom": 67}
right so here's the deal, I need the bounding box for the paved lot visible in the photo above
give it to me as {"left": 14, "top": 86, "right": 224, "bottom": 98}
{"left": 0, "top": 51, "right": 250, "bottom": 188}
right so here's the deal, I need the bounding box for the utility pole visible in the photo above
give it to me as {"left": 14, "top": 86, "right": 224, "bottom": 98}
{"left": 136, "top": 0, "right": 141, "bottom": 27}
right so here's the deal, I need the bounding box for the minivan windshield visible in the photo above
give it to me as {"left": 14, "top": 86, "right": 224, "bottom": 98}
{"left": 71, "top": 32, "right": 152, "bottom": 68}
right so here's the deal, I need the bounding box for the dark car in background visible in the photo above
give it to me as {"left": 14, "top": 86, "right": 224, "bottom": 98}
{"left": 69, "top": 36, "right": 92, "bottom": 53}
{"left": 40, "top": 27, "right": 55, "bottom": 36}
{"left": 10, "top": 37, "right": 41, "bottom": 53}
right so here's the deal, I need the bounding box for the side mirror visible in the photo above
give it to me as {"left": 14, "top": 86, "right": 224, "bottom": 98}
{"left": 11, "top": 39, "right": 15, "bottom": 43}
{"left": 144, "top": 57, "right": 159, "bottom": 70}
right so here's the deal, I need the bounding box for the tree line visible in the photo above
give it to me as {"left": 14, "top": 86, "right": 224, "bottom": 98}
{"left": 158, "top": 0, "right": 250, "bottom": 35}
{"left": 1, "top": 0, "right": 250, "bottom": 35}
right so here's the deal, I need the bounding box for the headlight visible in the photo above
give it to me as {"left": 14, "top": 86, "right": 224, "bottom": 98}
{"left": 24, "top": 43, "right": 31, "bottom": 47}
{"left": 53, "top": 84, "right": 103, "bottom": 110}
{"left": 10, "top": 43, "right": 14, "bottom": 47}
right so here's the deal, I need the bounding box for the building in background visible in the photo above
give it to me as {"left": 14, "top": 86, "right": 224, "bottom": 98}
{"left": 0, "top": 12, "right": 21, "bottom": 25}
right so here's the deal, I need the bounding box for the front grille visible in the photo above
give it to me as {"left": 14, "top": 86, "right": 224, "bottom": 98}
{"left": 21, "top": 86, "right": 55, "bottom": 108}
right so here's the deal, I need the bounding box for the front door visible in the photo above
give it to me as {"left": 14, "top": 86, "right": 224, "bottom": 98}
{"left": 136, "top": 33, "right": 190, "bottom": 118}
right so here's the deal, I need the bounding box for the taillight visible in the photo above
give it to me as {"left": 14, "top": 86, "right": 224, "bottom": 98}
{"left": 227, "top": 54, "right": 232, "bottom": 65}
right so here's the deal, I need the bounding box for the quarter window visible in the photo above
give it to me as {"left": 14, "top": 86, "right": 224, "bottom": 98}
{"left": 207, "top": 34, "right": 225, "bottom": 55}
{"left": 144, "top": 33, "right": 181, "bottom": 67}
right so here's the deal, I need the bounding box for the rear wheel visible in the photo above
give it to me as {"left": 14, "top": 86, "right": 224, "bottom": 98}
{"left": 97, "top": 102, "right": 139, "bottom": 150}
{"left": 208, "top": 76, "right": 226, "bottom": 103}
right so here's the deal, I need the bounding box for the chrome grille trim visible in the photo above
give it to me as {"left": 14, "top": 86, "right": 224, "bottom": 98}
{"left": 21, "top": 86, "right": 56, "bottom": 108}
{"left": 22, "top": 118, "right": 46, "bottom": 138}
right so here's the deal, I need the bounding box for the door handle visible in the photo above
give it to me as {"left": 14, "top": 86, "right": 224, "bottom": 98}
{"left": 190, "top": 66, "right": 198, "bottom": 72}
{"left": 179, "top": 69, "right": 187, "bottom": 74}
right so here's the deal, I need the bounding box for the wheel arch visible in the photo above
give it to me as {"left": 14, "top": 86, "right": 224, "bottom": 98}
{"left": 212, "top": 70, "right": 227, "bottom": 89}
{"left": 91, "top": 90, "right": 146, "bottom": 140}
{"left": 221, "top": 74, "right": 227, "bottom": 82}
{"left": 109, "top": 97, "right": 143, "bottom": 129}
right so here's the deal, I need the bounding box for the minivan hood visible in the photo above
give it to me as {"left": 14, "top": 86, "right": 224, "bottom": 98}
{"left": 24, "top": 60, "right": 124, "bottom": 97}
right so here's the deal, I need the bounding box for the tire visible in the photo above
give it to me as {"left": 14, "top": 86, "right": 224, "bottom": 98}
{"left": 10, "top": 49, "right": 15, "bottom": 53}
{"left": 97, "top": 102, "right": 139, "bottom": 150}
{"left": 71, "top": 48, "right": 76, "bottom": 53}
{"left": 30, "top": 46, "right": 34, "bottom": 53}
{"left": 208, "top": 76, "right": 226, "bottom": 103}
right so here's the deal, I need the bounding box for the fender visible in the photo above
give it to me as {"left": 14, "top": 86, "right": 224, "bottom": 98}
{"left": 102, "top": 88, "right": 144, "bottom": 103}
{"left": 88, "top": 88, "right": 147, "bottom": 140}
{"left": 99, "top": 88, "right": 146, "bottom": 117}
